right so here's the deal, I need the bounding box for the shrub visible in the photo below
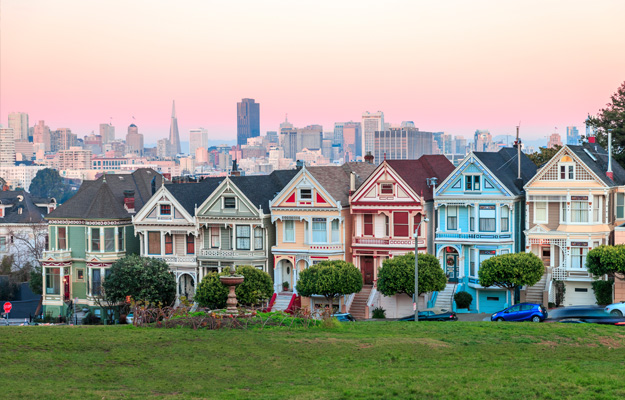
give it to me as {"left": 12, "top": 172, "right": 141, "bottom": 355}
{"left": 553, "top": 280, "right": 566, "bottom": 307}
{"left": 371, "top": 307, "right": 386, "bottom": 319}
{"left": 454, "top": 291, "right": 473, "bottom": 309}
{"left": 591, "top": 279, "right": 613, "bottom": 306}
{"left": 195, "top": 266, "right": 273, "bottom": 309}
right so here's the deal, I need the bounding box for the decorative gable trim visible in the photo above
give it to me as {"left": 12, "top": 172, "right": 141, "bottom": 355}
{"left": 350, "top": 161, "right": 422, "bottom": 204}
{"left": 270, "top": 168, "right": 340, "bottom": 210}
{"left": 435, "top": 152, "right": 513, "bottom": 197}
{"left": 525, "top": 146, "right": 608, "bottom": 188}
{"left": 196, "top": 177, "right": 262, "bottom": 217}
{"left": 132, "top": 185, "right": 194, "bottom": 224}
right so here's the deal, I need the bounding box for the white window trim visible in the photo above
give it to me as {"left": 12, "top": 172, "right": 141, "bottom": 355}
{"left": 533, "top": 201, "right": 548, "bottom": 224}
{"left": 158, "top": 202, "right": 172, "bottom": 217}
{"left": 298, "top": 187, "right": 313, "bottom": 202}
{"left": 222, "top": 197, "right": 237, "bottom": 210}
{"left": 446, "top": 205, "right": 459, "bottom": 231}
{"left": 558, "top": 162, "right": 575, "bottom": 180}
{"left": 379, "top": 183, "right": 394, "bottom": 196}
{"left": 464, "top": 174, "right": 482, "bottom": 192}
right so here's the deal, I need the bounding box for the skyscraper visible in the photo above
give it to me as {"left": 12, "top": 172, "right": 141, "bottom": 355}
{"left": 474, "top": 130, "right": 494, "bottom": 152}
{"left": 33, "top": 120, "right": 51, "bottom": 152}
{"left": 0, "top": 128, "right": 16, "bottom": 166}
{"left": 374, "top": 127, "right": 434, "bottom": 163}
{"left": 237, "top": 98, "right": 260, "bottom": 147}
{"left": 342, "top": 122, "right": 362, "bottom": 159}
{"left": 126, "top": 124, "right": 144, "bottom": 155}
{"left": 566, "top": 126, "right": 580, "bottom": 145}
{"left": 362, "top": 111, "right": 384, "bottom": 157}
{"left": 8, "top": 112, "right": 29, "bottom": 141}
{"left": 99, "top": 123, "right": 115, "bottom": 144}
{"left": 189, "top": 128, "right": 208, "bottom": 155}
{"left": 169, "top": 100, "right": 181, "bottom": 155}
{"left": 548, "top": 132, "right": 563, "bottom": 148}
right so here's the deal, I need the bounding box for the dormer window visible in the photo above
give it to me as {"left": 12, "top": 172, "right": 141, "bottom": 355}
{"left": 299, "top": 188, "right": 312, "bottom": 201}
{"left": 224, "top": 197, "right": 236, "bottom": 209}
{"left": 465, "top": 175, "right": 481, "bottom": 191}
{"left": 559, "top": 156, "right": 574, "bottom": 180}
{"left": 160, "top": 204, "right": 171, "bottom": 215}
{"left": 380, "top": 183, "right": 393, "bottom": 195}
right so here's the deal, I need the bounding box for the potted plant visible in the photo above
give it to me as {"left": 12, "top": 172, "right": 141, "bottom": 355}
{"left": 454, "top": 291, "right": 473, "bottom": 313}
{"left": 282, "top": 281, "right": 290, "bottom": 291}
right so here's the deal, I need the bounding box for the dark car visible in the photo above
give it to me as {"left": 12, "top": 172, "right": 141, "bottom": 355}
{"left": 398, "top": 311, "right": 458, "bottom": 321}
{"left": 491, "top": 303, "right": 547, "bottom": 322}
{"left": 546, "top": 306, "right": 625, "bottom": 325}
{"left": 332, "top": 313, "right": 356, "bottom": 322}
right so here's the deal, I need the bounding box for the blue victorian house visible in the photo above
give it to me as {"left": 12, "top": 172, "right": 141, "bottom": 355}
{"left": 433, "top": 147, "right": 537, "bottom": 313}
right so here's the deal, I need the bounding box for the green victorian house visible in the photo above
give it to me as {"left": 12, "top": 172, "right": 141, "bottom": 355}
{"left": 41, "top": 169, "right": 162, "bottom": 319}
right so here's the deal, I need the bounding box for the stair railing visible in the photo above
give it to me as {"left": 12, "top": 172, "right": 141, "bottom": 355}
{"left": 344, "top": 292, "right": 356, "bottom": 313}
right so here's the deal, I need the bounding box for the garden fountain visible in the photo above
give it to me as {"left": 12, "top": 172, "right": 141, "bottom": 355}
{"left": 219, "top": 266, "right": 245, "bottom": 313}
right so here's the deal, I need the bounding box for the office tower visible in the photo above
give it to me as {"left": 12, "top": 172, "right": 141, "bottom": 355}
{"left": 566, "top": 126, "right": 580, "bottom": 145}
{"left": 237, "top": 98, "right": 260, "bottom": 147}
{"left": 169, "top": 100, "right": 181, "bottom": 155}
{"left": 297, "top": 125, "right": 323, "bottom": 152}
{"left": 126, "top": 124, "right": 144, "bottom": 155}
{"left": 0, "top": 128, "right": 16, "bottom": 166}
{"left": 157, "top": 139, "right": 171, "bottom": 158}
{"left": 374, "top": 127, "right": 434, "bottom": 163}
{"left": 56, "top": 128, "right": 77, "bottom": 151}
{"left": 342, "top": 122, "right": 362, "bottom": 159}
{"left": 455, "top": 136, "right": 467, "bottom": 155}
{"left": 33, "top": 120, "right": 51, "bottom": 152}
{"left": 280, "top": 128, "right": 298, "bottom": 160}
{"left": 58, "top": 147, "right": 92, "bottom": 170}
{"left": 362, "top": 111, "right": 384, "bottom": 157}
{"left": 400, "top": 121, "right": 415, "bottom": 128}
{"left": 265, "top": 131, "right": 279, "bottom": 145}
{"left": 333, "top": 122, "right": 345, "bottom": 148}
{"left": 99, "top": 123, "right": 115, "bottom": 144}
{"left": 189, "top": 128, "right": 208, "bottom": 155}
{"left": 548, "top": 132, "right": 563, "bottom": 148}
{"left": 8, "top": 112, "right": 29, "bottom": 141}
{"left": 83, "top": 133, "right": 103, "bottom": 155}
{"left": 474, "top": 130, "right": 493, "bottom": 152}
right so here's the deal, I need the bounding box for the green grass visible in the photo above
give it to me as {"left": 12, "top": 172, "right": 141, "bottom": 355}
{"left": 1, "top": 322, "right": 625, "bottom": 399}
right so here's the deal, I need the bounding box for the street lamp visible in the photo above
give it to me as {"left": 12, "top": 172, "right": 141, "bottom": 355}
{"left": 414, "top": 216, "right": 429, "bottom": 322}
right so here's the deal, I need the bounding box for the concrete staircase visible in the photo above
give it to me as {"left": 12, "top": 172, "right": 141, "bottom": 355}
{"left": 349, "top": 285, "right": 373, "bottom": 320}
{"left": 525, "top": 273, "right": 548, "bottom": 305}
{"left": 434, "top": 283, "right": 457, "bottom": 311}
{"left": 272, "top": 293, "right": 294, "bottom": 312}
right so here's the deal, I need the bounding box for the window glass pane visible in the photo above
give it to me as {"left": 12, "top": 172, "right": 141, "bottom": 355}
{"left": 465, "top": 176, "right": 472, "bottom": 190}
{"left": 211, "top": 226, "right": 220, "bottom": 248}
{"left": 394, "top": 212, "right": 409, "bottom": 237}
{"left": 118, "top": 227, "right": 124, "bottom": 251}
{"left": 571, "top": 201, "right": 588, "bottom": 223}
{"left": 535, "top": 202, "right": 547, "bottom": 221}
{"left": 46, "top": 268, "right": 60, "bottom": 295}
{"left": 474, "top": 176, "right": 480, "bottom": 190}
{"left": 187, "top": 235, "right": 195, "bottom": 254}
{"left": 91, "top": 228, "right": 101, "bottom": 251}
{"left": 160, "top": 204, "right": 171, "bottom": 215}
{"left": 312, "top": 219, "right": 327, "bottom": 243}
{"left": 224, "top": 198, "right": 236, "bottom": 208}
{"left": 447, "top": 207, "right": 457, "bottom": 230}
{"left": 92, "top": 269, "right": 101, "bottom": 296}
{"left": 165, "top": 234, "right": 173, "bottom": 254}
{"left": 254, "top": 228, "right": 263, "bottom": 250}
{"left": 618, "top": 193, "right": 625, "bottom": 219}
{"left": 331, "top": 220, "right": 339, "bottom": 243}
{"left": 561, "top": 202, "right": 567, "bottom": 222}
{"left": 148, "top": 232, "right": 161, "bottom": 254}
{"left": 236, "top": 226, "right": 250, "bottom": 250}
{"left": 300, "top": 189, "right": 312, "bottom": 200}
{"left": 58, "top": 227, "right": 67, "bottom": 250}
{"left": 500, "top": 206, "right": 509, "bottom": 232}
{"left": 364, "top": 214, "right": 373, "bottom": 236}
{"left": 104, "top": 228, "right": 115, "bottom": 252}
{"left": 284, "top": 220, "right": 295, "bottom": 242}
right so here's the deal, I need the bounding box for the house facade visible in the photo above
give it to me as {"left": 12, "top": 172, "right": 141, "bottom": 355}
{"left": 524, "top": 143, "right": 625, "bottom": 306}
{"left": 349, "top": 156, "right": 454, "bottom": 318}
{"left": 270, "top": 163, "right": 375, "bottom": 309}
{"left": 434, "top": 147, "right": 537, "bottom": 313}
{"left": 41, "top": 169, "right": 162, "bottom": 318}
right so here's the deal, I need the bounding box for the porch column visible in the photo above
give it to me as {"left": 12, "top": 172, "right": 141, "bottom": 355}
{"left": 88, "top": 267, "right": 92, "bottom": 296}
{"left": 60, "top": 266, "right": 65, "bottom": 300}
{"left": 160, "top": 232, "right": 165, "bottom": 256}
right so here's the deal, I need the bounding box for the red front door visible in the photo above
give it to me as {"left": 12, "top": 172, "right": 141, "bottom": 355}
{"left": 362, "top": 257, "right": 374, "bottom": 285}
{"left": 63, "top": 275, "right": 70, "bottom": 301}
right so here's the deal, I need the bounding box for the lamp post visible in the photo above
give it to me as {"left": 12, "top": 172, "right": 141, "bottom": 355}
{"left": 414, "top": 217, "right": 429, "bottom": 322}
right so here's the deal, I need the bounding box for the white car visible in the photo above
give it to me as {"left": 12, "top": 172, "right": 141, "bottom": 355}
{"left": 605, "top": 302, "right": 625, "bottom": 316}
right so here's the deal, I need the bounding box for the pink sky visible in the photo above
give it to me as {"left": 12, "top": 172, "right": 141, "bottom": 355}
{"left": 2, "top": 0, "right": 624, "bottom": 144}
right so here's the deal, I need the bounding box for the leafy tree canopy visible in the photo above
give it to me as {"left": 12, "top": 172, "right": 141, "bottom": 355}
{"left": 527, "top": 145, "right": 562, "bottom": 167}
{"left": 102, "top": 255, "right": 176, "bottom": 306}
{"left": 295, "top": 260, "right": 363, "bottom": 308}
{"left": 586, "top": 245, "right": 625, "bottom": 278}
{"left": 195, "top": 265, "right": 273, "bottom": 309}
{"left": 586, "top": 81, "right": 625, "bottom": 167}
{"left": 478, "top": 253, "right": 544, "bottom": 303}
{"left": 377, "top": 253, "right": 447, "bottom": 298}
{"left": 28, "top": 168, "right": 74, "bottom": 202}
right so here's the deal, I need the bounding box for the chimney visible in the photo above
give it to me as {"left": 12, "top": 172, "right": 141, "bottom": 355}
{"left": 607, "top": 129, "right": 614, "bottom": 180}
{"left": 231, "top": 159, "right": 240, "bottom": 177}
{"left": 364, "top": 151, "right": 374, "bottom": 164}
{"left": 124, "top": 189, "right": 135, "bottom": 212}
{"left": 296, "top": 160, "right": 304, "bottom": 169}
{"left": 514, "top": 125, "right": 524, "bottom": 190}
{"left": 349, "top": 172, "right": 356, "bottom": 194}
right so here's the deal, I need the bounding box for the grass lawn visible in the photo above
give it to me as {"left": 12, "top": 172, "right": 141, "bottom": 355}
{"left": 1, "top": 322, "right": 624, "bottom": 399}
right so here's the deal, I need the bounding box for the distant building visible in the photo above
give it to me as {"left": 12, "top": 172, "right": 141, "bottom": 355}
{"left": 237, "top": 98, "right": 260, "bottom": 147}
{"left": 280, "top": 128, "right": 298, "bottom": 160}
{"left": 126, "top": 124, "right": 144, "bottom": 155}
{"left": 547, "top": 132, "right": 563, "bottom": 148}
{"left": 83, "top": 133, "right": 103, "bottom": 155}
{"left": 373, "top": 127, "right": 434, "bottom": 163}
{"left": 99, "top": 123, "right": 115, "bottom": 144}
{"left": 189, "top": 128, "right": 208, "bottom": 155}
{"left": 8, "top": 112, "right": 29, "bottom": 141}
{"left": 157, "top": 139, "right": 171, "bottom": 159}
{"left": 342, "top": 122, "right": 362, "bottom": 159}
{"left": 33, "top": 121, "right": 51, "bottom": 152}
{"left": 0, "top": 128, "right": 16, "bottom": 167}
{"left": 56, "top": 128, "right": 77, "bottom": 151}
{"left": 58, "top": 147, "right": 92, "bottom": 170}
{"left": 566, "top": 126, "right": 580, "bottom": 145}
{"left": 362, "top": 111, "right": 384, "bottom": 157}
{"left": 474, "top": 130, "right": 494, "bottom": 152}
{"left": 169, "top": 100, "right": 181, "bottom": 155}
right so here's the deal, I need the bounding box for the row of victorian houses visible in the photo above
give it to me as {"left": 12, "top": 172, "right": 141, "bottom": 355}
{"left": 36, "top": 140, "right": 625, "bottom": 320}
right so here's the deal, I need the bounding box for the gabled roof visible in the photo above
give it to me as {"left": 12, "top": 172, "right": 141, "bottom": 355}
{"left": 166, "top": 178, "right": 223, "bottom": 215}
{"left": 473, "top": 147, "right": 537, "bottom": 196}
{"left": 47, "top": 168, "right": 163, "bottom": 220}
{"left": 386, "top": 155, "right": 455, "bottom": 201}
{"left": 0, "top": 190, "right": 52, "bottom": 224}
{"left": 567, "top": 143, "right": 625, "bottom": 186}
{"left": 307, "top": 162, "right": 377, "bottom": 205}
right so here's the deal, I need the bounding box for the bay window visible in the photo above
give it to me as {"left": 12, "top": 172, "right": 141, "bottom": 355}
{"left": 118, "top": 227, "right": 125, "bottom": 251}
{"left": 571, "top": 247, "right": 588, "bottom": 268}
{"left": 534, "top": 202, "right": 547, "bottom": 223}
{"left": 45, "top": 268, "right": 60, "bottom": 295}
{"left": 312, "top": 218, "right": 327, "bottom": 243}
{"left": 254, "top": 228, "right": 263, "bottom": 250}
{"left": 284, "top": 220, "right": 295, "bottom": 242}
{"left": 331, "top": 220, "right": 340, "bottom": 243}
{"left": 186, "top": 234, "right": 195, "bottom": 254}
{"left": 394, "top": 212, "right": 409, "bottom": 237}
{"left": 164, "top": 234, "right": 173, "bottom": 254}
{"left": 446, "top": 207, "right": 458, "bottom": 230}
{"left": 500, "top": 206, "right": 509, "bottom": 232}
{"left": 236, "top": 226, "right": 250, "bottom": 250}
{"left": 364, "top": 214, "right": 373, "bottom": 236}
{"left": 104, "top": 228, "right": 115, "bottom": 252}
{"left": 571, "top": 201, "right": 588, "bottom": 223}
{"left": 148, "top": 231, "right": 161, "bottom": 254}
{"left": 479, "top": 206, "right": 496, "bottom": 232}
{"left": 91, "top": 228, "right": 101, "bottom": 251}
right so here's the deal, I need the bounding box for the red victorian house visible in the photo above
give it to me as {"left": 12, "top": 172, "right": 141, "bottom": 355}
{"left": 348, "top": 155, "right": 455, "bottom": 318}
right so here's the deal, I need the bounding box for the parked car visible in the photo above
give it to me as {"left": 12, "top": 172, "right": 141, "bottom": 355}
{"left": 546, "top": 306, "right": 625, "bottom": 325}
{"left": 605, "top": 302, "right": 625, "bottom": 317}
{"left": 398, "top": 311, "right": 458, "bottom": 321}
{"left": 491, "top": 303, "right": 547, "bottom": 322}
{"left": 332, "top": 313, "right": 355, "bottom": 322}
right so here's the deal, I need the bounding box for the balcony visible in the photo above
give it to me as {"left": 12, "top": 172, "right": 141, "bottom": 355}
{"left": 199, "top": 248, "right": 265, "bottom": 259}
{"left": 85, "top": 251, "right": 127, "bottom": 262}
{"left": 42, "top": 249, "right": 72, "bottom": 262}
{"left": 145, "top": 254, "right": 197, "bottom": 264}
{"left": 353, "top": 237, "right": 424, "bottom": 247}
{"left": 552, "top": 267, "right": 592, "bottom": 281}
{"left": 435, "top": 232, "right": 512, "bottom": 241}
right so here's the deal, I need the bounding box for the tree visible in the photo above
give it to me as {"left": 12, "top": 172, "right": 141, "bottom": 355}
{"left": 103, "top": 255, "right": 176, "bottom": 306}
{"left": 586, "top": 245, "right": 625, "bottom": 294}
{"left": 527, "top": 145, "right": 562, "bottom": 167}
{"left": 478, "top": 252, "right": 544, "bottom": 305}
{"left": 28, "top": 168, "right": 73, "bottom": 202}
{"left": 5, "top": 222, "right": 48, "bottom": 294}
{"left": 586, "top": 81, "right": 625, "bottom": 167}
{"left": 295, "top": 260, "right": 363, "bottom": 310}
{"left": 195, "top": 266, "right": 274, "bottom": 309}
{"left": 376, "top": 253, "right": 446, "bottom": 298}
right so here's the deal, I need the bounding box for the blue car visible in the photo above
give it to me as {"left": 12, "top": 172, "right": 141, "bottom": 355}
{"left": 491, "top": 303, "right": 547, "bottom": 322}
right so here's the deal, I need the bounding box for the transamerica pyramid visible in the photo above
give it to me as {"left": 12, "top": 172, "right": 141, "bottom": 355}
{"left": 169, "top": 100, "right": 181, "bottom": 155}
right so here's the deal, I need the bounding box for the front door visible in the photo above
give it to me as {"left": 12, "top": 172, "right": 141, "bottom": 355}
{"left": 541, "top": 247, "right": 551, "bottom": 267}
{"left": 445, "top": 248, "right": 459, "bottom": 283}
{"left": 362, "top": 256, "right": 374, "bottom": 285}
{"left": 63, "top": 275, "right": 71, "bottom": 301}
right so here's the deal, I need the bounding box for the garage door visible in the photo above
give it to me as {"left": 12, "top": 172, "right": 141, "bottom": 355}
{"left": 564, "top": 282, "right": 596, "bottom": 306}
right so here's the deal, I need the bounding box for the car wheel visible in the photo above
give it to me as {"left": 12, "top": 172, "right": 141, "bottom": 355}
{"left": 611, "top": 310, "right": 623, "bottom": 317}
{"left": 496, "top": 317, "right": 504, "bottom": 322}
{"left": 531, "top": 316, "right": 541, "bottom": 322}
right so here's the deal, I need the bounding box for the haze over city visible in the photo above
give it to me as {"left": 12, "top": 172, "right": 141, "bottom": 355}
{"left": 2, "top": 0, "right": 624, "bottom": 142}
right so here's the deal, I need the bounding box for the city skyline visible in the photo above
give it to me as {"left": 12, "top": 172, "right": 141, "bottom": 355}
{"left": 1, "top": 1, "right": 624, "bottom": 142}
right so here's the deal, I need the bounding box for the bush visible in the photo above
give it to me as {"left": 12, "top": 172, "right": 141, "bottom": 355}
{"left": 454, "top": 291, "right": 473, "bottom": 309}
{"left": 553, "top": 280, "right": 566, "bottom": 307}
{"left": 371, "top": 307, "right": 386, "bottom": 319}
{"left": 195, "top": 266, "right": 273, "bottom": 309}
{"left": 591, "top": 279, "right": 613, "bottom": 306}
